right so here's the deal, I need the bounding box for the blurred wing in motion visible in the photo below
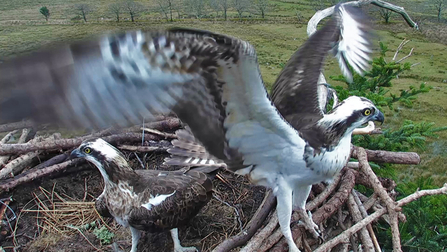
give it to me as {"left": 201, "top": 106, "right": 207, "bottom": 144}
{"left": 0, "top": 28, "right": 304, "bottom": 175}
{"left": 270, "top": 4, "right": 372, "bottom": 149}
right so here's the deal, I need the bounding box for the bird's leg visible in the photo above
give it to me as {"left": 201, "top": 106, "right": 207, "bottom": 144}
{"left": 130, "top": 227, "right": 141, "bottom": 252}
{"left": 292, "top": 185, "right": 321, "bottom": 239}
{"left": 170, "top": 228, "right": 198, "bottom": 252}
{"left": 275, "top": 181, "right": 300, "bottom": 252}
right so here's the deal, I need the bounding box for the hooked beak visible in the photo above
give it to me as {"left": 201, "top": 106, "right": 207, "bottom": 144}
{"left": 70, "top": 148, "right": 83, "bottom": 159}
{"left": 372, "top": 111, "right": 385, "bottom": 125}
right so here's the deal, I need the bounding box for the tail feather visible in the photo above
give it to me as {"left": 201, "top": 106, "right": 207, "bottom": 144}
{"left": 165, "top": 128, "right": 227, "bottom": 168}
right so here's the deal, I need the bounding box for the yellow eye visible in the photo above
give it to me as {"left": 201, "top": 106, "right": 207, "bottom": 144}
{"left": 363, "top": 109, "right": 371, "bottom": 116}
{"left": 84, "top": 147, "right": 92, "bottom": 154}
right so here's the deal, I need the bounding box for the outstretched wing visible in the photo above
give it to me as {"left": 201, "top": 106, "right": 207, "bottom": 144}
{"left": 270, "top": 4, "right": 371, "bottom": 149}
{"left": 0, "top": 28, "right": 305, "bottom": 174}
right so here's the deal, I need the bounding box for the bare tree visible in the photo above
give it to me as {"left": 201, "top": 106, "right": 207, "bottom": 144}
{"left": 233, "top": 0, "right": 250, "bottom": 20}
{"left": 379, "top": 8, "right": 393, "bottom": 23}
{"left": 171, "top": 0, "right": 185, "bottom": 19}
{"left": 185, "top": 0, "right": 206, "bottom": 19}
{"left": 109, "top": 3, "right": 123, "bottom": 22}
{"left": 154, "top": 0, "right": 175, "bottom": 21}
{"left": 253, "top": 0, "right": 268, "bottom": 18}
{"left": 220, "top": 0, "right": 230, "bottom": 20}
{"left": 431, "top": 0, "right": 447, "bottom": 22}
{"left": 124, "top": 1, "right": 145, "bottom": 22}
{"left": 209, "top": 0, "right": 221, "bottom": 18}
{"left": 75, "top": 4, "right": 93, "bottom": 22}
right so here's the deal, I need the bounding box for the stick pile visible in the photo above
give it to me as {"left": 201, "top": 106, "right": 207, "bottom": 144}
{"left": 0, "top": 117, "right": 446, "bottom": 252}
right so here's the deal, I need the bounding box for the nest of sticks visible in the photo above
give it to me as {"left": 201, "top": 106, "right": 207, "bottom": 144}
{"left": 0, "top": 116, "right": 446, "bottom": 252}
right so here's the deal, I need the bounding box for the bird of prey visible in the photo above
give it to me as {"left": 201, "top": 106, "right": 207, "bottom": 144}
{"left": 70, "top": 138, "right": 216, "bottom": 252}
{"left": 0, "top": 3, "right": 383, "bottom": 252}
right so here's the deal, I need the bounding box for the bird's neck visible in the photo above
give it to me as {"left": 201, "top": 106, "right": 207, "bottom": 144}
{"left": 94, "top": 158, "right": 137, "bottom": 185}
{"left": 317, "top": 113, "right": 357, "bottom": 147}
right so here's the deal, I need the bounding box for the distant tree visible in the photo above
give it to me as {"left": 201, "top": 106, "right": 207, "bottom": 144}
{"left": 185, "top": 0, "right": 206, "bottom": 19}
{"left": 109, "top": 3, "right": 123, "bottom": 22}
{"left": 124, "top": 1, "right": 145, "bottom": 22}
{"left": 220, "top": 0, "right": 230, "bottom": 20}
{"left": 253, "top": 0, "right": 268, "bottom": 18}
{"left": 155, "top": 0, "right": 175, "bottom": 21}
{"left": 75, "top": 4, "right": 93, "bottom": 22}
{"left": 379, "top": 8, "right": 393, "bottom": 23}
{"left": 172, "top": 0, "right": 185, "bottom": 19}
{"left": 431, "top": 0, "right": 447, "bottom": 22}
{"left": 209, "top": 0, "right": 221, "bottom": 18}
{"left": 233, "top": 0, "right": 250, "bottom": 20}
{"left": 39, "top": 6, "right": 50, "bottom": 21}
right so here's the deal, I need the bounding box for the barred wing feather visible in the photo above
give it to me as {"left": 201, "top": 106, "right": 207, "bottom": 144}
{"left": 0, "top": 28, "right": 306, "bottom": 173}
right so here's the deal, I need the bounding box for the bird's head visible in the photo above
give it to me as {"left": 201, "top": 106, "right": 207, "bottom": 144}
{"left": 322, "top": 96, "right": 384, "bottom": 136}
{"left": 70, "top": 138, "right": 132, "bottom": 182}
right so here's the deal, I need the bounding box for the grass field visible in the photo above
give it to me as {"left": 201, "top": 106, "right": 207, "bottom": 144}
{"left": 0, "top": 0, "right": 446, "bottom": 186}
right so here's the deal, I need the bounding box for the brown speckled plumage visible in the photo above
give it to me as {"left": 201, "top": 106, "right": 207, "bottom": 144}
{"left": 70, "top": 138, "right": 217, "bottom": 252}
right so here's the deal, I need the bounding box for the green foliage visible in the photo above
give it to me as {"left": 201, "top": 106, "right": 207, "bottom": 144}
{"left": 353, "top": 120, "right": 447, "bottom": 152}
{"left": 332, "top": 42, "right": 447, "bottom": 251}
{"left": 92, "top": 226, "right": 115, "bottom": 245}
{"left": 331, "top": 42, "right": 431, "bottom": 110}
{"left": 377, "top": 178, "right": 447, "bottom": 252}
{"left": 39, "top": 6, "right": 50, "bottom": 21}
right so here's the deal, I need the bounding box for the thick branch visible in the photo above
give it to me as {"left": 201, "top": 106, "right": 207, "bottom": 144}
{"left": 117, "top": 145, "right": 169, "bottom": 153}
{"left": 369, "top": 0, "right": 418, "bottom": 29}
{"left": 357, "top": 147, "right": 402, "bottom": 252}
{"left": 0, "top": 121, "right": 34, "bottom": 133}
{"left": 351, "top": 146, "right": 420, "bottom": 164}
{"left": 347, "top": 193, "right": 374, "bottom": 251}
{"left": 397, "top": 184, "right": 447, "bottom": 206}
{"left": 0, "top": 159, "right": 83, "bottom": 192}
{"left": 0, "top": 133, "right": 159, "bottom": 155}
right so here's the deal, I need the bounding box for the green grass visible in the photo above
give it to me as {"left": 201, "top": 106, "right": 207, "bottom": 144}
{"left": 0, "top": 1, "right": 446, "bottom": 185}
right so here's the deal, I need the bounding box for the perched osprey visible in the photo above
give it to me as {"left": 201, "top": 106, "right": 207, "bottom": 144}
{"left": 70, "top": 138, "right": 215, "bottom": 252}
{"left": 0, "top": 4, "right": 383, "bottom": 252}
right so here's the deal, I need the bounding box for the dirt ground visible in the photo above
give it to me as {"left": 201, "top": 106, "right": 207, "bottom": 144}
{"left": 0, "top": 152, "right": 267, "bottom": 252}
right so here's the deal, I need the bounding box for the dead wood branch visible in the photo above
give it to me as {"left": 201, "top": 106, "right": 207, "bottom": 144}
{"left": 315, "top": 184, "right": 447, "bottom": 252}
{"left": 241, "top": 210, "right": 278, "bottom": 252}
{"left": 0, "top": 130, "right": 18, "bottom": 167}
{"left": 0, "top": 131, "right": 17, "bottom": 144}
{"left": 307, "top": 172, "right": 342, "bottom": 211}
{"left": 117, "top": 144, "right": 170, "bottom": 153}
{"left": 0, "top": 133, "right": 160, "bottom": 155}
{"left": 0, "top": 159, "right": 84, "bottom": 193}
{"left": 0, "top": 121, "right": 34, "bottom": 133}
{"left": 141, "top": 127, "right": 177, "bottom": 139}
{"left": 393, "top": 39, "right": 410, "bottom": 61}
{"left": 351, "top": 145, "right": 420, "bottom": 164}
{"left": 312, "top": 169, "right": 356, "bottom": 225}
{"left": 0, "top": 135, "right": 51, "bottom": 180}
{"left": 347, "top": 193, "right": 374, "bottom": 251}
{"left": 397, "top": 184, "right": 447, "bottom": 205}
{"left": 314, "top": 207, "right": 387, "bottom": 252}
{"left": 352, "top": 191, "right": 381, "bottom": 252}
{"left": 357, "top": 147, "right": 402, "bottom": 251}
{"left": 145, "top": 117, "right": 182, "bottom": 131}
